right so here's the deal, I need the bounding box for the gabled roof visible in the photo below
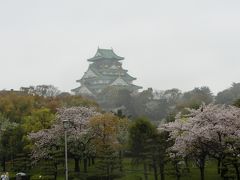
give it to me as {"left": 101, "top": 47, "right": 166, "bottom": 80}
{"left": 82, "top": 69, "right": 97, "bottom": 78}
{"left": 130, "top": 84, "right": 143, "bottom": 90}
{"left": 77, "top": 66, "right": 101, "bottom": 83}
{"left": 71, "top": 85, "right": 95, "bottom": 96}
{"left": 124, "top": 73, "right": 136, "bottom": 81}
{"left": 88, "top": 48, "right": 124, "bottom": 62}
{"left": 111, "top": 77, "right": 129, "bottom": 86}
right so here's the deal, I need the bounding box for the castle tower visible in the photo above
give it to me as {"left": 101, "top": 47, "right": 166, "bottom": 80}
{"left": 72, "top": 48, "right": 142, "bottom": 97}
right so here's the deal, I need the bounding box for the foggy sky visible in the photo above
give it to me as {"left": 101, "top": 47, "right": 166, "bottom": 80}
{"left": 0, "top": 0, "right": 240, "bottom": 95}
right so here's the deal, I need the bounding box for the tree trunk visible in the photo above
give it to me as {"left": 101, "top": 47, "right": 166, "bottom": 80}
{"left": 2, "top": 156, "right": 6, "bottom": 172}
{"left": 54, "top": 163, "right": 58, "bottom": 180}
{"left": 92, "top": 157, "right": 95, "bottom": 165}
{"left": 184, "top": 156, "right": 190, "bottom": 173}
{"left": 88, "top": 157, "right": 91, "bottom": 167}
{"left": 119, "top": 150, "right": 123, "bottom": 172}
{"left": 84, "top": 158, "right": 88, "bottom": 173}
{"left": 74, "top": 158, "right": 80, "bottom": 172}
{"left": 174, "top": 161, "right": 180, "bottom": 180}
{"left": 54, "top": 170, "right": 57, "bottom": 180}
{"left": 107, "top": 165, "right": 110, "bottom": 180}
{"left": 143, "top": 162, "right": 148, "bottom": 180}
{"left": 159, "top": 162, "right": 165, "bottom": 180}
{"left": 200, "top": 166, "right": 205, "bottom": 180}
{"left": 11, "top": 153, "right": 14, "bottom": 170}
{"left": 152, "top": 157, "right": 158, "bottom": 180}
{"left": 234, "top": 164, "right": 240, "bottom": 180}
{"left": 198, "top": 155, "right": 206, "bottom": 180}
{"left": 217, "top": 158, "right": 221, "bottom": 174}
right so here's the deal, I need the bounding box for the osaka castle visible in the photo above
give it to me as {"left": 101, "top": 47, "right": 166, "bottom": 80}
{"left": 72, "top": 48, "right": 142, "bottom": 97}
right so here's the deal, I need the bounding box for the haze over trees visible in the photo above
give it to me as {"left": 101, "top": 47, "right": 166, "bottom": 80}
{"left": 96, "top": 85, "right": 215, "bottom": 123}
{"left": 0, "top": 81, "right": 239, "bottom": 179}
{"left": 215, "top": 83, "right": 240, "bottom": 105}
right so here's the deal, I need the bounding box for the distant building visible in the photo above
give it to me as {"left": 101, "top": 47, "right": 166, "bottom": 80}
{"left": 72, "top": 48, "right": 142, "bottom": 97}
{"left": 0, "top": 89, "right": 26, "bottom": 96}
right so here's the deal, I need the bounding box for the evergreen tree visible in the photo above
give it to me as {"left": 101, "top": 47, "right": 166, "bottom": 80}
{"left": 96, "top": 144, "right": 121, "bottom": 180}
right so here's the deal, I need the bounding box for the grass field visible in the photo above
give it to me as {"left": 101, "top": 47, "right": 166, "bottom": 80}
{"left": 117, "top": 159, "right": 221, "bottom": 180}
{"left": 5, "top": 158, "right": 223, "bottom": 179}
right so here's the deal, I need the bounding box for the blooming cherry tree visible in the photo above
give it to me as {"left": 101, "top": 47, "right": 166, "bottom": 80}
{"left": 29, "top": 107, "right": 99, "bottom": 166}
{"left": 161, "top": 104, "right": 240, "bottom": 180}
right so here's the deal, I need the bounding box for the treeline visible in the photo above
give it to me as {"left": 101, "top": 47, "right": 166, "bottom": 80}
{"left": 97, "top": 82, "right": 240, "bottom": 122}
{"left": 27, "top": 104, "right": 240, "bottom": 180}
{"left": 0, "top": 87, "right": 97, "bottom": 175}
{"left": 128, "top": 103, "right": 240, "bottom": 180}
{"left": 0, "top": 83, "right": 239, "bottom": 179}
{"left": 29, "top": 108, "right": 128, "bottom": 179}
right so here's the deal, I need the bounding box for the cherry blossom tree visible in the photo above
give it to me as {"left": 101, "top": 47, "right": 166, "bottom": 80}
{"left": 161, "top": 104, "right": 240, "bottom": 180}
{"left": 29, "top": 106, "right": 99, "bottom": 176}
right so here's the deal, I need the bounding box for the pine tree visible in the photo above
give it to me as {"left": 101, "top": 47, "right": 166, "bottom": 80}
{"left": 96, "top": 144, "right": 122, "bottom": 180}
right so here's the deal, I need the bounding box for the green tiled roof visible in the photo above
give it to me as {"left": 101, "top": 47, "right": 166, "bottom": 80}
{"left": 73, "top": 47, "right": 141, "bottom": 96}
{"left": 88, "top": 48, "right": 124, "bottom": 62}
{"left": 124, "top": 73, "right": 136, "bottom": 81}
{"left": 130, "top": 84, "right": 143, "bottom": 90}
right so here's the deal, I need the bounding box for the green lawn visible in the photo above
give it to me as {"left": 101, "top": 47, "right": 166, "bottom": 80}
{"left": 117, "top": 159, "right": 221, "bottom": 180}
{"left": 5, "top": 159, "right": 223, "bottom": 179}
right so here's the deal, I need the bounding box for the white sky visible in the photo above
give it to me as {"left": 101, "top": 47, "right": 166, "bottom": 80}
{"left": 0, "top": 0, "right": 240, "bottom": 95}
